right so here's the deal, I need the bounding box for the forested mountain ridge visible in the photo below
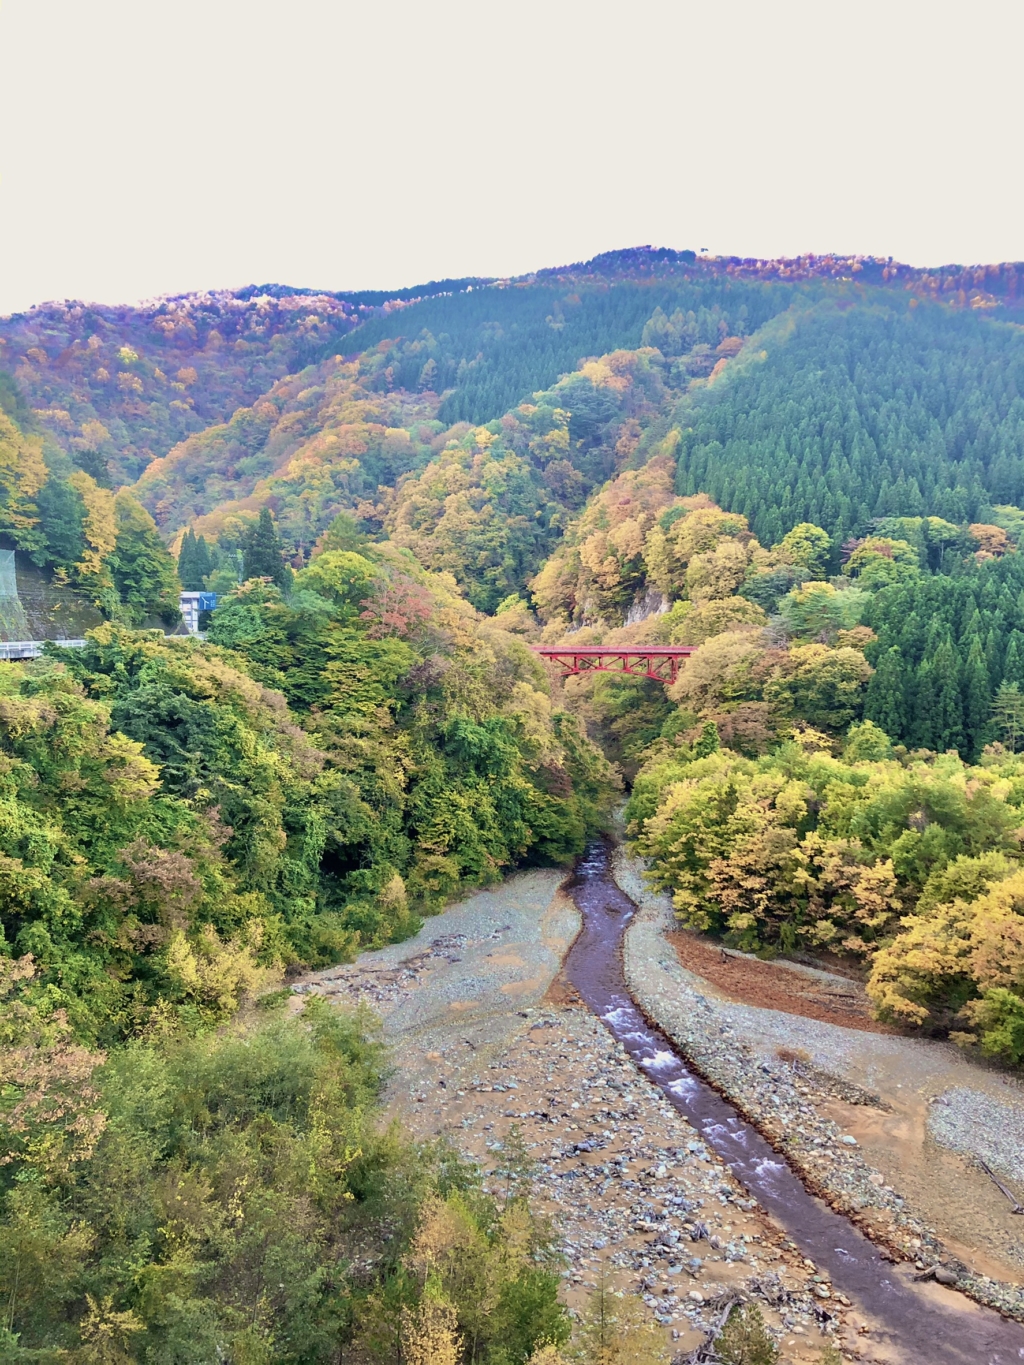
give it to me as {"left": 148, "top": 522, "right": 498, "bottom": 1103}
{"left": 128, "top": 276, "right": 770, "bottom": 599}
{"left": 7, "top": 244, "right": 1024, "bottom": 503}
{"left": 10, "top": 249, "right": 1024, "bottom": 656}
{"left": 128, "top": 276, "right": 1024, "bottom": 585}
{"left": 176, "top": 287, "right": 1024, "bottom": 616}
{"left": 530, "top": 245, "right": 1024, "bottom": 304}
{"left": 0, "top": 289, "right": 368, "bottom": 485}
{"left": 672, "top": 299, "right": 1024, "bottom": 545}
{"left": 133, "top": 353, "right": 443, "bottom": 549}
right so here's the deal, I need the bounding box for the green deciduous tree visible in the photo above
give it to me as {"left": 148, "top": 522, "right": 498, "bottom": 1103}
{"left": 777, "top": 521, "right": 832, "bottom": 578}
{"left": 763, "top": 644, "right": 872, "bottom": 733}
{"left": 779, "top": 581, "right": 868, "bottom": 641}
{"left": 34, "top": 470, "right": 86, "bottom": 568}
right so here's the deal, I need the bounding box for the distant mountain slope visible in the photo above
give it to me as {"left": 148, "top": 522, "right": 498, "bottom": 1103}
{"left": 9, "top": 245, "right": 1024, "bottom": 607}
{"left": 134, "top": 353, "right": 442, "bottom": 547}
{"left": 0, "top": 290, "right": 361, "bottom": 483}
{"left": 6, "top": 247, "right": 1023, "bottom": 495}
{"left": 126, "top": 268, "right": 789, "bottom": 566}
{"left": 535, "top": 245, "right": 1024, "bottom": 305}
{"left": 326, "top": 273, "right": 792, "bottom": 427}
{"left": 351, "top": 287, "right": 1024, "bottom": 610}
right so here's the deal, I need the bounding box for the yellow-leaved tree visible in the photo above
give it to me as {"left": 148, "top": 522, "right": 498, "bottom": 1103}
{"left": 532, "top": 457, "right": 683, "bottom": 624}
{"left": 642, "top": 503, "right": 749, "bottom": 599}
{"left": 0, "top": 410, "right": 47, "bottom": 547}
{"left": 402, "top": 1292, "right": 463, "bottom": 1365}
{"left": 868, "top": 865, "right": 1024, "bottom": 1060}
{"left": 68, "top": 469, "right": 118, "bottom": 578}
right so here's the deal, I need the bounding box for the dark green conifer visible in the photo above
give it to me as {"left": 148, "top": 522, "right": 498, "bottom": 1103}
{"left": 932, "top": 635, "right": 964, "bottom": 754}
{"left": 865, "top": 647, "right": 909, "bottom": 744}
{"left": 1004, "top": 631, "right": 1024, "bottom": 688}
{"left": 898, "top": 611, "right": 925, "bottom": 667}
{"left": 694, "top": 721, "right": 720, "bottom": 758}
{"left": 194, "top": 534, "right": 212, "bottom": 584}
{"left": 962, "top": 636, "right": 991, "bottom": 759}
{"left": 242, "top": 508, "right": 289, "bottom": 589}
{"left": 178, "top": 529, "right": 200, "bottom": 591}
{"left": 993, "top": 682, "right": 1024, "bottom": 751}
{"left": 909, "top": 659, "right": 937, "bottom": 751}
{"left": 35, "top": 475, "right": 86, "bottom": 569}
{"left": 985, "top": 626, "right": 1003, "bottom": 689}
{"left": 179, "top": 530, "right": 214, "bottom": 591}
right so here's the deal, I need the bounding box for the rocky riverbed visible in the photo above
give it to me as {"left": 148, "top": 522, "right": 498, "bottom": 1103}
{"left": 294, "top": 869, "right": 920, "bottom": 1363}
{"left": 416, "top": 1002, "right": 879, "bottom": 1363}
{"left": 615, "top": 846, "right": 1024, "bottom": 1323}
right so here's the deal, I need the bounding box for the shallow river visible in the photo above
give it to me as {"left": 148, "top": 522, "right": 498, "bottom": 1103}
{"left": 564, "top": 838, "right": 1024, "bottom": 1365}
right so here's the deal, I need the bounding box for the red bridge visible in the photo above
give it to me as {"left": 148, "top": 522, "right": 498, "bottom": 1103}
{"left": 532, "top": 644, "right": 696, "bottom": 684}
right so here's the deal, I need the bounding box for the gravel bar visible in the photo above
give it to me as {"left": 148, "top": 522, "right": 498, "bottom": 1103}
{"left": 615, "top": 847, "right": 1024, "bottom": 1321}
{"left": 291, "top": 867, "right": 578, "bottom": 1106}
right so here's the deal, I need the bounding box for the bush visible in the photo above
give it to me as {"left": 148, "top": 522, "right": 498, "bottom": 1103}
{"left": 716, "top": 1304, "right": 779, "bottom": 1365}
{"left": 0, "top": 1000, "right": 567, "bottom": 1363}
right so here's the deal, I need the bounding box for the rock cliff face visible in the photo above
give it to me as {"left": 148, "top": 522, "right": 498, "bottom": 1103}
{"left": 625, "top": 588, "right": 669, "bottom": 626}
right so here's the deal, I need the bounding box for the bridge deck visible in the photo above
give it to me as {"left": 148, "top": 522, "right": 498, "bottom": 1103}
{"left": 0, "top": 639, "right": 88, "bottom": 661}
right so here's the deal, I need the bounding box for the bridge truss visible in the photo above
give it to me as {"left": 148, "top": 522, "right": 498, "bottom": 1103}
{"left": 532, "top": 644, "right": 696, "bottom": 684}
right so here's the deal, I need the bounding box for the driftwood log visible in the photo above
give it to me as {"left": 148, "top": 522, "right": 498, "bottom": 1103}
{"left": 978, "top": 1158, "right": 1024, "bottom": 1215}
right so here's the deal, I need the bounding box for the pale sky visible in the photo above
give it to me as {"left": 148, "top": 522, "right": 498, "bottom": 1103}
{"left": 1, "top": 0, "right": 1022, "bottom": 315}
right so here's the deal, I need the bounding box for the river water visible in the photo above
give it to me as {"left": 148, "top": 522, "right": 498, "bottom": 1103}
{"left": 564, "top": 838, "right": 1024, "bottom": 1365}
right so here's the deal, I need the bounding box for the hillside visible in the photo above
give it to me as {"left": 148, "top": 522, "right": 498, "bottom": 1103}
{"left": 4, "top": 245, "right": 1022, "bottom": 511}
{"left": 134, "top": 261, "right": 1024, "bottom": 568}
{"left": 12, "top": 248, "right": 1024, "bottom": 1357}
{"left": 0, "top": 289, "right": 367, "bottom": 485}
{"left": 5, "top": 244, "right": 1024, "bottom": 633}
{"left": 9, "top": 245, "right": 1024, "bottom": 1045}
